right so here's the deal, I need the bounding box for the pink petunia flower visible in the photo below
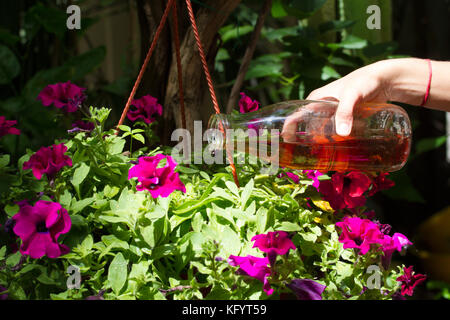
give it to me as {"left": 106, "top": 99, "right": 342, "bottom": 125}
{"left": 127, "top": 95, "right": 163, "bottom": 124}
{"left": 251, "top": 231, "right": 296, "bottom": 256}
{"left": 302, "top": 170, "right": 323, "bottom": 190}
{"left": 0, "top": 116, "right": 21, "bottom": 138}
{"left": 128, "top": 154, "right": 186, "bottom": 198}
{"left": 369, "top": 172, "right": 395, "bottom": 196}
{"left": 396, "top": 266, "right": 426, "bottom": 296}
{"left": 37, "top": 81, "right": 86, "bottom": 113}
{"left": 277, "top": 172, "right": 300, "bottom": 184}
{"left": 23, "top": 144, "right": 72, "bottom": 181}
{"left": 318, "top": 171, "right": 372, "bottom": 210}
{"left": 335, "top": 216, "right": 383, "bottom": 255}
{"left": 12, "top": 200, "right": 71, "bottom": 259}
{"left": 286, "top": 279, "right": 327, "bottom": 300}
{"left": 380, "top": 233, "right": 412, "bottom": 270}
{"left": 228, "top": 255, "right": 273, "bottom": 295}
{"left": 239, "top": 92, "right": 260, "bottom": 114}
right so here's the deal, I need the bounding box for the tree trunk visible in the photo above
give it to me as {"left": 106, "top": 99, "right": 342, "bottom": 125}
{"left": 137, "top": 0, "right": 241, "bottom": 144}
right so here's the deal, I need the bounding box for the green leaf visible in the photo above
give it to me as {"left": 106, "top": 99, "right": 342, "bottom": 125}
{"left": 173, "top": 197, "right": 222, "bottom": 215}
{"left": 319, "top": 20, "right": 356, "bottom": 34}
{"left": 240, "top": 179, "right": 254, "bottom": 208}
{"left": 118, "top": 125, "right": 131, "bottom": 132}
{"left": 363, "top": 41, "right": 398, "bottom": 59}
{"left": 108, "top": 253, "right": 128, "bottom": 295}
{"left": 151, "top": 244, "right": 177, "bottom": 260}
{"left": 225, "top": 180, "right": 240, "bottom": 197}
{"left": 0, "top": 246, "right": 6, "bottom": 259}
{"left": 256, "top": 207, "right": 269, "bottom": 234}
{"left": 328, "top": 35, "right": 368, "bottom": 50}
{"left": 415, "top": 136, "right": 447, "bottom": 156}
{"left": 321, "top": 65, "right": 340, "bottom": 81}
{"left": 71, "top": 197, "right": 94, "bottom": 213}
{"left": 0, "top": 28, "right": 20, "bottom": 46}
{"left": 220, "top": 226, "right": 241, "bottom": 256}
{"left": 0, "top": 154, "right": 10, "bottom": 168}
{"left": 4, "top": 204, "right": 19, "bottom": 217}
{"left": 6, "top": 251, "right": 21, "bottom": 267}
{"left": 80, "top": 234, "right": 94, "bottom": 253}
{"left": 271, "top": 0, "right": 288, "bottom": 18}
{"left": 278, "top": 221, "right": 301, "bottom": 232}
{"left": 176, "top": 166, "right": 199, "bottom": 174}
{"left": 133, "top": 133, "right": 145, "bottom": 144}
{"left": 71, "top": 162, "right": 90, "bottom": 187}
{"left": 64, "top": 46, "right": 107, "bottom": 81}
{"left": 0, "top": 45, "right": 20, "bottom": 84}
{"left": 28, "top": 3, "right": 67, "bottom": 38}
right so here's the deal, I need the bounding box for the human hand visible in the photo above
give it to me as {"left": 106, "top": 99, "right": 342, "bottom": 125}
{"left": 306, "top": 58, "right": 432, "bottom": 136}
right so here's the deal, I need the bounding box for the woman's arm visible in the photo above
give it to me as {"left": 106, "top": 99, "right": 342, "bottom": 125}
{"left": 307, "top": 58, "right": 450, "bottom": 136}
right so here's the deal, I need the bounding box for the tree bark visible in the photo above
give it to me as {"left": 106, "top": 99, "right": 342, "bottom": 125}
{"left": 138, "top": 0, "right": 241, "bottom": 144}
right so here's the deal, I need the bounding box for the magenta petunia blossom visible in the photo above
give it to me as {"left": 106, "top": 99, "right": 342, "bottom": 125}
{"left": 228, "top": 255, "right": 273, "bottom": 295}
{"left": 239, "top": 92, "right": 260, "bottom": 114}
{"left": 12, "top": 200, "right": 71, "bottom": 259}
{"left": 251, "top": 231, "right": 296, "bottom": 256}
{"left": 380, "top": 233, "right": 412, "bottom": 269}
{"left": 23, "top": 144, "right": 72, "bottom": 181}
{"left": 286, "top": 279, "right": 327, "bottom": 300}
{"left": 318, "top": 171, "right": 372, "bottom": 210}
{"left": 396, "top": 266, "right": 426, "bottom": 296}
{"left": 369, "top": 172, "right": 395, "bottom": 196}
{"left": 0, "top": 116, "right": 21, "bottom": 138}
{"left": 302, "top": 170, "right": 323, "bottom": 190}
{"left": 335, "top": 216, "right": 383, "bottom": 255}
{"left": 277, "top": 172, "right": 300, "bottom": 184}
{"left": 0, "top": 285, "right": 8, "bottom": 300}
{"left": 127, "top": 95, "right": 163, "bottom": 124}
{"left": 68, "top": 120, "right": 95, "bottom": 134}
{"left": 128, "top": 154, "right": 186, "bottom": 198}
{"left": 37, "top": 81, "right": 86, "bottom": 113}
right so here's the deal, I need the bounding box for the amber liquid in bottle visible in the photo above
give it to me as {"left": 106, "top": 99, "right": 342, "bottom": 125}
{"left": 246, "top": 132, "right": 410, "bottom": 172}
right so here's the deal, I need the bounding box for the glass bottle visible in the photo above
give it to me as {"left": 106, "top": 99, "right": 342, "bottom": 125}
{"left": 207, "top": 100, "right": 412, "bottom": 172}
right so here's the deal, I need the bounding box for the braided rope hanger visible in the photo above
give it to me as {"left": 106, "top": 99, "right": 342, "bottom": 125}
{"left": 116, "top": 0, "right": 240, "bottom": 187}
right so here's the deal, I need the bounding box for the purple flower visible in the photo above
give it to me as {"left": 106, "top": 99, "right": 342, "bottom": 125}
{"left": 251, "top": 231, "right": 296, "bottom": 262}
{"left": 68, "top": 120, "right": 95, "bottom": 134}
{"left": 239, "top": 92, "right": 260, "bottom": 113}
{"left": 85, "top": 290, "right": 106, "bottom": 300}
{"left": 228, "top": 255, "right": 273, "bottom": 295}
{"left": 286, "top": 279, "right": 326, "bottom": 300}
{"left": 127, "top": 95, "right": 163, "bottom": 124}
{"left": 302, "top": 170, "right": 323, "bottom": 190}
{"left": 37, "top": 81, "right": 86, "bottom": 113}
{"left": 0, "top": 286, "right": 8, "bottom": 300}
{"left": 23, "top": 144, "right": 72, "bottom": 181}
{"left": 278, "top": 172, "right": 300, "bottom": 184}
{"left": 12, "top": 200, "right": 71, "bottom": 259}
{"left": 369, "top": 172, "right": 395, "bottom": 196}
{"left": 128, "top": 154, "right": 186, "bottom": 198}
{"left": 0, "top": 116, "right": 20, "bottom": 138}
{"left": 335, "top": 216, "right": 383, "bottom": 255}
{"left": 380, "top": 233, "right": 412, "bottom": 270}
{"left": 396, "top": 266, "right": 426, "bottom": 296}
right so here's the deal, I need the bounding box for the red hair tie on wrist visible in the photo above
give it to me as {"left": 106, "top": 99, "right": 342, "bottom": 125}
{"left": 421, "top": 59, "right": 432, "bottom": 106}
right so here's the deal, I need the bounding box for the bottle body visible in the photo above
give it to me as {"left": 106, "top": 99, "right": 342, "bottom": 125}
{"left": 207, "top": 100, "right": 412, "bottom": 172}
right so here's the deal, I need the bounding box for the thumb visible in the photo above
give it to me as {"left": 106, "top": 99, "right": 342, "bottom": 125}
{"left": 335, "top": 92, "right": 360, "bottom": 136}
